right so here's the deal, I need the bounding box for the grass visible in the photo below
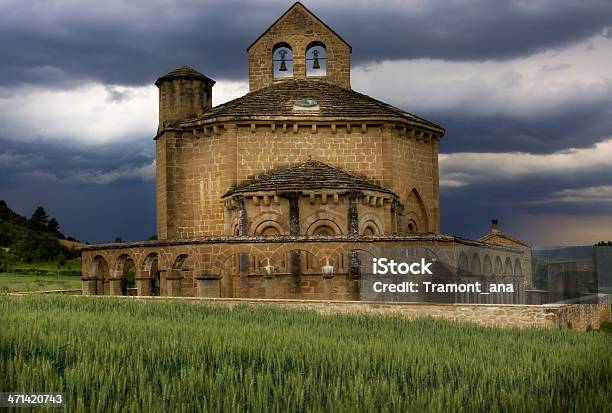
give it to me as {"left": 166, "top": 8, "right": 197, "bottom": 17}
{"left": 10, "top": 257, "right": 82, "bottom": 273}
{"left": 0, "top": 273, "right": 82, "bottom": 293}
{"left": 0, "top": 258, "right": 81, "bottom": 293}
{"left": 0, "top": 295, "right": 610, "bottom": 412}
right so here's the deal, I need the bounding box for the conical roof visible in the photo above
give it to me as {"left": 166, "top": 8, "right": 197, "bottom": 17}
{"left": 223, "top": 160, "right": 397, "bottom": 197}
{"left": 155, "top": 66, "right": 215, "bottom": 86}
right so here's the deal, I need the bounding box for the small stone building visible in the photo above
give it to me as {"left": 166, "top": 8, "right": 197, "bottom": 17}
{"left": 82, "top": 2, "right": 532, "bottom": 302}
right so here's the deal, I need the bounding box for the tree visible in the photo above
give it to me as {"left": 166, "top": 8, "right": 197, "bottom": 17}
{"left": 15, "top": 231, "right": 62, "bottom": 262}
{"left": 0, "top": 223, "right": 12, "bottom": 247}
{"left": 47, "top": 218, "right": 60, "bottom": 235}
{"left": 0, "top": 248, "right": 8, "bottom": 272}
{"left": 29, "top": 207, "right": 49, "bottom": 232}
{"left": 114, "top": 236, "right": 124, "bottom": 243}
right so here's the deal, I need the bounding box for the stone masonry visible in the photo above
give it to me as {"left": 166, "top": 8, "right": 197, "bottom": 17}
{"left": 83, "top": 2, "right": 539, "bottom": 309}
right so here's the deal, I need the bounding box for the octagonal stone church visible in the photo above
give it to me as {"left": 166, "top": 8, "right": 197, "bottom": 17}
{"left": 82, "top": 2, "right": 532, "bottom": 302}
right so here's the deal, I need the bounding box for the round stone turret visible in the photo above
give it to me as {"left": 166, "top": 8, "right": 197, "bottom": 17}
{"left": 155, "top": 66, "right": 215, "bottom": 130}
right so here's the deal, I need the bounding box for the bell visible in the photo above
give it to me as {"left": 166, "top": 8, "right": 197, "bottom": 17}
{"left": 279, "top": 59, "right": 287, "bottom": 72}
{"left": 279, "top": 49, "right": 288, "bottom": 72}
{"left": 312, "top": 49, "right": 320, "bottom": 69}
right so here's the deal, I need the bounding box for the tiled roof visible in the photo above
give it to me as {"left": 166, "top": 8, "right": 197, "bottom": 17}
{"left": 223, "top": 160, "right": 397, "bottom": 197}
{"left": 183, "top": 79, "right": 443, "bottom": 130}
{"left": 155, "top": 66, "right": 216, "bottom": 86}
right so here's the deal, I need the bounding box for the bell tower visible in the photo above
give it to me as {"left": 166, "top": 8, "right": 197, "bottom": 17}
{"left": 155, "top": 66, "right": 215, "bottom": 131}
{"left": 247, "top": 2, "right": 352, "bottom": 91}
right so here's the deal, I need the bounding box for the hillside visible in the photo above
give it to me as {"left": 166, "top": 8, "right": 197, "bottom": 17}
{"left": 0, "top": 200, "right": 82, "bottom": 248}
{"left": 0, "top": 200, "right": 83, "bottom": 264}
{"left": 0, "top": 200, "right": 30, "bottom": 247}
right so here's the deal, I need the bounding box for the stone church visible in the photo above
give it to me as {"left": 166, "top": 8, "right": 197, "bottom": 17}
{"left": 82, "top": 2, "right": 532, "bottom": 302}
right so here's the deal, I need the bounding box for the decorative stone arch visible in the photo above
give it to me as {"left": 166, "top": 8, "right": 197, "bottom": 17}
{"left": 212, "top": 245, "right": 248, "bottom": 275}
{"left": 483, "top": 255, "right": 493, "bottom": 275}
{"left": 300, "top": 210, "right": 343, "bottom": 235}
{"left": 470, "top": 253, "right": 482, "bottom": 275}
{"left": 504, "top": 257, "right": 513, "bottom": 276}
{"left": 286, "top": 247, "right": 324, "bottom": 275}
{"left": 89, "top": 255, "right": 109, "bottom": 295}
{"left": 308, "top": 220, "right": 342, "bottom": 236}
{"left": 306, "top": 40, "right": 326, "bottom": 77}
{"left": 273, "top": 42, "right": 293, "bottom": 78}
{"left": 403, "top": 188, "right": 430, "bottom": 233}
{"left": 303, "top": 211, "right": 344, "bottom": 235}
{"left": 326, "top": 245, "right": 348, "bottom": 274}
{"left": 139, "top": 252, "right": 161, "bottom": 296}
{"left": 514, "top": 258, "right": 523, "bottom": 277}
{"left": 406, "top": 217, "right": 418, "bottom": 234}
{"left": 346, "top": 247, "right": 379, "bottom": 279}
{"left": 169, "top": 253, "right": 196, "bottom": 297}
{"left": 111, "top": 254, "right": 136, "bottom": 296}
{"left": 249, "top": 212, "right": 288, "bottom": 236}
{"left": 494, "top": 256, "right": 503, "bottom": 275}
{"left": 359, "top": 213, "right": 383, "bottom": 236}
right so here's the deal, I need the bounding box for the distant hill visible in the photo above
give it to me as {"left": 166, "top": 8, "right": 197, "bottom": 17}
{"left": 0, "top": 200, "right": 82, "bottom": 248}
{"left": 0, "top": 200, "right": 30, "bottom": 247}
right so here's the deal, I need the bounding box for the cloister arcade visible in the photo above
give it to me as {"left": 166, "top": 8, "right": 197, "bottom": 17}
{"left": 82, "top": 236, "right": 530, "bottom": 304}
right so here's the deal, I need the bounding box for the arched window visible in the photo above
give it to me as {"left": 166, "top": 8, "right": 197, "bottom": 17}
{"left": 313, "top": 225, "right": 335, "bottom": 236}
{"left": 407, "top": 220, "right": 417, "bottom": 233}
{"left": 273, "top": 43, "right": 293, "bottom": 78}
{"left": 255, "top": 221, "right": 283, "bottom": 236}
{"left": 361, "top": 220, "right": 380, "bottom": 236}
{"left": 306, "top": 41, "right": 326, "bottom": 77}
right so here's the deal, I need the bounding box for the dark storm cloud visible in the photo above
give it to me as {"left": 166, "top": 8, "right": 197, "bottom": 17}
{"left": 1, "top": 0, "right": 611, "bottom": 87}
{"left": 440, "top": 171, "right": 612, "bottom": 244}
{"left": 434, "top": 94, "right": 612, "bottom": 154}
{"left": 0, "top": 137, "right": 156, "bottom": 243}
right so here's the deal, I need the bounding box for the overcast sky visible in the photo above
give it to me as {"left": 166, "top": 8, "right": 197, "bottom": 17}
{"left": 1, "top": 0, "right": 611, "bottom": 247}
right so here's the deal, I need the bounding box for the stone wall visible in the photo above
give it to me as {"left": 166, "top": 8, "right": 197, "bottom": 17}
{"left": 156, "top": 123, "right": 440, "bottom": 239}
{"left": 81, "top": 236, "right": 530, "bottom": 303}
{"left": 81, "top": 294, "right": 612, "bottom": 331}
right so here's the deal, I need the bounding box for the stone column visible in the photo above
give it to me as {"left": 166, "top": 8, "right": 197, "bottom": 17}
{"left": 348, "top": 250, "right": 360, "bottom": 279}
{"left": 236, "top": 196, "right": 247, "bottom": 236}
{"left": 290, "top": 250, "right": 301, "bottom": 295}
{"left": 81, "top": 277, "right": 98, "bottom": 295}
{"left": 264, "top": 274, "right": 275, "bottom": 299}
{"left": 287, "top": 192, "right": 302, "bottom": 295}
{"left": 323, "top": 274, "right": 334, "bottom": 300}
{"left": 287, "top": 192, "right": 300, "bottom": 235}
{"left": 196, "top": 274, "right": 222, "bottom": 298}
{"left": 135, "top": 270, "right": 153, "bottom": 296}
{"left": 391, "top": 197, "right": 404, "bottom": 234}
{"left": 239, "top": 253, "right": 250, "bottom": 297}
{"left": 347, "top": 191, "right": 359, "bottom": 236}
{"left": 109, "top": 278, "right": 125, "bottom": 296}
{"left": 166, "top": 270, "right": 182, "bottom": 296}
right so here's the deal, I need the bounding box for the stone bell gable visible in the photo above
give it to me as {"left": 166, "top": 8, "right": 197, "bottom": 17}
{"left": 247, "top": 2, "right": 351, "bottom": 91}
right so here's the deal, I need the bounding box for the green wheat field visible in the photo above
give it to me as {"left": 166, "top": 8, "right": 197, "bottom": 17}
{"left": 1, "top": 295, "right": 610, "bottom": 412}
